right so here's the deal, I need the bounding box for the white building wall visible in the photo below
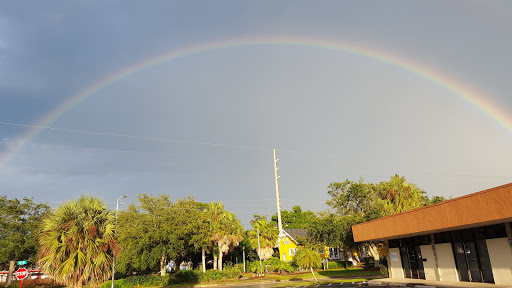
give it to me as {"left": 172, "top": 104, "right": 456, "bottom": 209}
{"left": 419, "top": 244, "right": 437, "bottom": 280}
{"left": 388, "top": 247, "right": 404, "bottom": 279}
{"left": 435, "top": 243, "right": 459, "bottom": 282}
{"left": 487, "top": 237, "right": 512, "bottom": 285}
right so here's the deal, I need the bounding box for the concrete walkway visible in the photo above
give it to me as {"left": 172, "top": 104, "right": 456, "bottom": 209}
{"left": 369, "top": 278, "right": 512, "bottom": 288}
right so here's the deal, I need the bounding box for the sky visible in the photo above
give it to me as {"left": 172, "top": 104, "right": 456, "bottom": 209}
{"left": 1, "top": 1, "right": 511, "bottom": 227}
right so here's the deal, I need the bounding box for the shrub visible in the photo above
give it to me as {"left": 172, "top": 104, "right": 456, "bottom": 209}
{"left": 173, "top": 270, "right": 200, "bottom": 284}
{"left": 263, "top": 257, "right": 295, "bottom": 273}
{"left": 247, "top": 261, "right": 261, "bottom": 273}
{"left": 380, "top": 265, "right": 389, "bottom": 277}
{"left": 198, "top": 270, "right": 225, "bottom": 282}
{"left": 126, "top": 274, "right": 167, "bottom": 287}
{"left": 327, "top": 261, "right": 353, "bottom": 269}
{"left": 101, "top": 274, "right": 170, "bottom": 288}
{"left": 100, "top": 278, "right": 127, "bottom": 288}
{"left": 222, "top": 264, "right": 243, "bottom": 279}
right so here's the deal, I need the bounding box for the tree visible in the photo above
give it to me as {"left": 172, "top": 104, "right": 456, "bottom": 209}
{"left": 38, "top": 196, "right": 118, "bottom": 288}
{"left": 293, "top": 247, "right": 322, "bottom": 283}
{"left": 247, "top": 215, "right": 278, "bottom": 261}
{"left": 205, "top": 202, "right": 243, "bottom": 271}
{"left": 117, "top": 195, "right": 204, "bottom": 276}
{"left": 374, "top": 174, "right": 427, "bottom": 216}
{"left": 308, "top": 214, "right": 360, "bottom": 269}
{"left": 326, "top": 179, "right": 381, "bottom": 220}
{"left": 325, "top": 174, "right": 446, "bottom": 267}
{"left": 271, "top": 206, "right": 317, "bottom": 229}
{"left": 0, "top": 196, "right": 50, "bottom": 285}
{"left": 189, "top": 203, "right": 210, "bottom": 273}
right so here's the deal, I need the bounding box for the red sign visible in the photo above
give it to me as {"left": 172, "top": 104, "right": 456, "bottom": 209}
{"left": 15, "top": 268, "right": 28, "bottom": 280}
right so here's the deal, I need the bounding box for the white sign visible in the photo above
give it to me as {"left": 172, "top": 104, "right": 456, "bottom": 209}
{"left": 391, "top": 252, "right": 399, "bottom": 262}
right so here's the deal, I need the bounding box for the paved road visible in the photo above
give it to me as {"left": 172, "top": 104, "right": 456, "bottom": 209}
{"left": 213, "top": 281, "right": 421, "bottom": 288}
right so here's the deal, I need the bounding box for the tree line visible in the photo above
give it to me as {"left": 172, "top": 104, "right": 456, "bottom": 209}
{"left": 0, "top": 174, "right": 445, "bottom": 287}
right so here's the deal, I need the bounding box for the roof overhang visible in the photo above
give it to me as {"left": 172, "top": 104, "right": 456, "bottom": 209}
{"left": 352, "top": 182, "right": 512, "bottom": 242}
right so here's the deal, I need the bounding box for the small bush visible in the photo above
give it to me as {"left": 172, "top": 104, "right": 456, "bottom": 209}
{"left": 380, "top": 265, "right": 389, "bottom": 277}
{"left": 223, "top": 264, "right": 243, "bottom": 279}
{"left": 327, "top": 261, "right": 353, "bottom": 269}
{"left": 173, "top": 270, "right": 200, "bottom": 284}
{"left": 101, "top": 274, "right": 169, "bottom": 288}
{"left": 198, "top": 270, "right": 225, "bottom": 282}
{"left": 263, "top": 257, "right": 295, "bottom": 273}
{"left": 247, "top": 261, "right": 261, "bottom": 273}
{"left": 100, "top": 278, "right": 127, "bottom": 288}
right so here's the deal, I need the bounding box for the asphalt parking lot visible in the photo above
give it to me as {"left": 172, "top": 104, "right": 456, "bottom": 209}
{"left": 214, "top": 281, "right": 427, "bottom": 288}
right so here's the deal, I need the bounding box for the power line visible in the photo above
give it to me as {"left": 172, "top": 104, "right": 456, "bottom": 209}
{"left": 3, "top": 165, "right": 188, "bottom": 175}
{"left": 0, "top": 121, "right": 268, "bottom": 151}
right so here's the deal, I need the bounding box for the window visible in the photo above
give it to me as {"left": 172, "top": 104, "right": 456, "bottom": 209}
{"left": 289, "top": 248, "right": 297, "bottom": 256}
{"left": 329, "top": 247, "right": 339, "bottom": 259}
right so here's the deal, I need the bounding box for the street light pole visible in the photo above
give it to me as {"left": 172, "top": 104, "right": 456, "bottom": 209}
{"left": 112, "top": 195, "right": 126, "bottom": 288}
{"left": 257, "top": 228, "right": 262, "bottom": 276}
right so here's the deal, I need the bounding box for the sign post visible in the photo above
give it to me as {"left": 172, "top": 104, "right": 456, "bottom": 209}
{"left": 15, "top": 268, "right": 28, "bottom": 288}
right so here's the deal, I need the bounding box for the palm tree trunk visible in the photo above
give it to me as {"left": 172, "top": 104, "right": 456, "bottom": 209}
{"left": 218, "top": 250, "right": 223, "bottom": 271}
{"left": 310, "top": 267, "right": 318, "bottom": 283}
{"left": 213, "top": 255, "right": 218, "bottom": 270}
{"left": 202, "top": 247, "right": 206, "bottom": 273}
{"left": 369, "top": 243, "right": 380, "bottom": 267}
{"left": 75, "top": 276, "right": 83, "bottom": 288}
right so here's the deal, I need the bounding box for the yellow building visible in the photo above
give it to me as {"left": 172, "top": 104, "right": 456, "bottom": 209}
{"left": 277, "top": 229, "right": 306, "bottom": 261}
{"left": 277, "top": 229, "right": 353, "bottom": 264}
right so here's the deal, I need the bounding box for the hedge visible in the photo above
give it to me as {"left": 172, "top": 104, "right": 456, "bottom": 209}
{"left": 327, "top": 261, "right": 353, "bottom": 269}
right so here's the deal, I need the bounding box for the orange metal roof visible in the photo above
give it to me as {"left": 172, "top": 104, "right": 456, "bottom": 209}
{"left": 352, "top": 182, "right": 512, "bottom": 242}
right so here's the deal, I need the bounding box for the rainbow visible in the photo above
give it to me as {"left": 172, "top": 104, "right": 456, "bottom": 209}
{"left": 2, "top": 36, "right": 511, "bottom": 164}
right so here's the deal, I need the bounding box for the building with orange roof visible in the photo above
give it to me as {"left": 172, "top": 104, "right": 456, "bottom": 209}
{"left": 352, "top": 182, "right": 512, "bottom": 285}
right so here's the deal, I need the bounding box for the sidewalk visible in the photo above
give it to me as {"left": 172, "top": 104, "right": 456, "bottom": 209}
{"left": 369, "top": 278, "right": 512, "bottom": 288}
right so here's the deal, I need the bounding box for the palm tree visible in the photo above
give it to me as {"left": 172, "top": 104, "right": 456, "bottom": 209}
{"left": 294, "top": 247, "right": 322, "bottom": 283}
{"left": 38, "top": 196, "right": 118, "bottom": 288}
{"left": 205, "top": 202, "right": 243, "bottom": 271}
{"left": 247, "top": 215, "right": 278, "bottom": 261}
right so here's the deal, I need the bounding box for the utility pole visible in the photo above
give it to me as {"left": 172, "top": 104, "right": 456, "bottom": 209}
{"left": 112, "top": 195, "right": 126, "bottom": 288}
{"left": 274, "top": 148, "right": 283, "bottom": 231}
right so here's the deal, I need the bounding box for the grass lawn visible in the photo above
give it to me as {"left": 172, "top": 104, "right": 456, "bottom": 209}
{"left": 317, "top": 268, "right": 381, "bottom": 278}
{"left": 159, "top": 268, "right": 381, "bottom": 288}
{"left": 272, "top": 279, "right": 369, "bottom": 287}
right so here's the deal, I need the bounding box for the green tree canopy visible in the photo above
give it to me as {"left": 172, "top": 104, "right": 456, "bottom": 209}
{"left": 326, "top": 174, "right": 444, "bottom": 221}
{"left": 38, "top": 196, "right": 117, "bottom": 288}
{"left": 325, "top": 174, "right": 446, "bottom": 267}
{"left": 0, "top": 196, "right": 50, "bottom": 285}
{"left": 308, "top": 214, "right": 360, "bottom": 268}
{"left": 117, "top": 195, "right": 204, "bottom": 276}
{"left": 271, "top": 206, "right": 317, "bottom": 229}
{"left": 0, "top": 196, "right": 50, "bottom": 270}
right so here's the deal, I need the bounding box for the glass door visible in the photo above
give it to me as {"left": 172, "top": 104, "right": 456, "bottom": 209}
{"left": 399, "top": 238, "right": 425, "bottom": 280}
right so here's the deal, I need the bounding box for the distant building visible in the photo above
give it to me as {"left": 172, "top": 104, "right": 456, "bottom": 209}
{"left": 352, "top": 182, "right": 512, "bottom": 285}
{"left": 277, "top": 229, "right": 306, "bottom": 261}
{"left": 277, "top": 228, "right": 357, "bottom": 265}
